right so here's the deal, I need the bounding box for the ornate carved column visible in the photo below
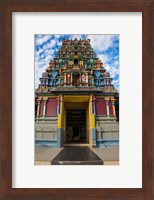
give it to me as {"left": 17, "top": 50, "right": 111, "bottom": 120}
{"left": 36, "top": 99, "right": 41, "bottom": 118}
{"left": 105, "top": 98, "right": 110, "bottom": 117}
{"left": 43, "top": 98, "right": 48, "bottom": 118}
{"left": 86, "top": 72, "right": 88, "bottom": 86}
{"left": 64, "top": 73, "right": 66, "bottom": 85}
{"left": 59, "top": 95, "right": 63, "bottom": 114}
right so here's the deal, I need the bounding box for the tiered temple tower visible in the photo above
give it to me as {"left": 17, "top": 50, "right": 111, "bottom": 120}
{"left": 35, "top": 38, "right": 119, "bottom": 147}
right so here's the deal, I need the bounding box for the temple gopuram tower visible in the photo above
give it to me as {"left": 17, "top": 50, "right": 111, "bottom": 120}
{"left": 35, "top": 38, "right": 119, "bottom": 148}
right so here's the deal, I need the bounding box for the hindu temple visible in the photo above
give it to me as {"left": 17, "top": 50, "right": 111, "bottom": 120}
{"left": 35, "top": 38, "right": 119, "bottom": 148}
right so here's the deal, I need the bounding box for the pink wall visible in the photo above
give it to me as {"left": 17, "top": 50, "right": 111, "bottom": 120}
{"left": 46, "top": 98, "right": 57, "bottom": 116}
{"left": 96, "top": 98, "right": 106, "bottom": 115}
{"left": 40, "top": 101, "right": 44, "bottom": 116}
{"left": 109, "top": 101, "right": 113, "bottom": 115}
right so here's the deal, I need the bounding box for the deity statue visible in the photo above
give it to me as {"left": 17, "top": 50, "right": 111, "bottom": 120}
{"left": 66, "top": 126, "right": 73, "bottom": 139}
{"left": 74, "top": 78, "right": 80, "bottom": 86}
{"left": 81, "top": 74, "right": 86, "bottom": 85}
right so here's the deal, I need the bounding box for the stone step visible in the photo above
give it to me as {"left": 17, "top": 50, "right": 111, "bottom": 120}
{"left": 51, "top": 147, "right": 103, "bottom": 165}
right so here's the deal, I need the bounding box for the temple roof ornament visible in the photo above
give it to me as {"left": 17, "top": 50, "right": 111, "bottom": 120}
{"left": 36, "top": 38, "right": 118, "bottom": 94}
{"left": 104, "top": 72, "right": 111, "bottom": 77}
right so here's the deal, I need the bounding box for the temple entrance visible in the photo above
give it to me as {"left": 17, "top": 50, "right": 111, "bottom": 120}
{"left": 66, "top": 109, "right": 86, "bottom": 143}
{"left": 62, "top": 96, "right": 91, "bottom": 147}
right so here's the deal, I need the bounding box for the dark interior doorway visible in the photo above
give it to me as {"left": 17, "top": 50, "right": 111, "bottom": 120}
{"left": 74, "top": 59, "right": 78, "bottom": 65}
{"left": 66, "top": 109, "right": 86, "bottom": 143}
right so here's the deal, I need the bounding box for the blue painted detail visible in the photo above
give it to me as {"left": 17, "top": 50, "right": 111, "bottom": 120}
{"left": 93, "top": 103, "right": 96, "bottom": 115}
{"left": 35, "top": 139, "right": 57, "bottom": 147}
{"left": 57, "top": 128, "right": 61, "bottom": 147}
{"left": 60, "top": 79, "right": 64, "bottom": 84}
{"left": 96, "top": 138, "right": 119, "bottom": 148}
{"left": 88, "top": 79, "right": 92, "bottom": 84}
{"left": 92, "top": 128, "right": 96, "bottom": 140}
{"left": 92, "top": 128, "right": 96, "bottom": 146}
{"left": 49, "top": 79, "right": 53, "bottom": 86}
{"left": 94, "top": 70, "right": 101, "bottom": 78}
{"left": 95, "top": 79, "right": 101, "bottom": 87}
{"left": 52, "top": 70, "right": 58, "bottom": 77}
{"left": 49, "top": 78, "right": 57, "bottom": 87}
{"left": 35, "top": 129, "right": 61, "bottom": 148}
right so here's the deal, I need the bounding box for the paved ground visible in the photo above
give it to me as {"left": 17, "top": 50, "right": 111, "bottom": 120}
{"left": 35, "top": 147, "right": 63, "bottom": 165}
{"left": 35, "top": 146, "right": 119, "bottom": 165}
{"left": 90, "top": 146, "right": 119, "bottom": 165}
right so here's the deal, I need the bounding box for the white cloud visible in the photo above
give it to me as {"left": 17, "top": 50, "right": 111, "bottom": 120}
{"left": 112, "top": 79, "right": 119, "bottom": 91}
{"left": 57, "top": 42, "right": 62, "bottom": 46}
{"left": 106, "top": 59, "right": 119, "bottom": 80}
{"left": 105, "top": 64, "right": 111, "bottom": 71}
{"left": 35, "top": 35, "right": 52, "bottom": 46}
{"left": 86, "top": 35, "right": 117, "bottom": 52}
{"left": 35, "top": 62, "right": 47, "bottom": 88}
{"left": 44, "top": 49, "right": 55, "bottom": 56}
{"left": 42, "top": 40, "right": 56, "bottom": 50}
{"left": 97, "top": 54, "right": 109, "bottom": 65}
{"left": 35, "top": 48, "right": 44, "bottom": 57}
{"left": 54, "top": 35, "right": 61, "bottom": 39}
{"left": 36, "top": 35, "right": 43, "bottom": 39}
{"left": 49, "top": 39, "right": 56, "bottom": 47}
{"left": 44, "top": 55, "right": 54, "bottom": 63}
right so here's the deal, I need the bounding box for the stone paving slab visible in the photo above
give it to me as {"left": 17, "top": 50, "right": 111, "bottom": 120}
{"left": 90, "top": 146, "right": 119, "bottom": 163}
{"left": 35, "top": 147, "right": 63, "bottom": 162}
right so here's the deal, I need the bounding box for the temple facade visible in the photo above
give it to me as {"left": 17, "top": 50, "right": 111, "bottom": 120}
{"left": 35, "top": 38, "right": 119, "bottom": 148}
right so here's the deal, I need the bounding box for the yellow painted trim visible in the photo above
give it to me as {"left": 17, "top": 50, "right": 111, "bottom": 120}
{"left": 43, "top": 97, "right": 48, "bottom": 100}
{"left": 37, "top": 96, "right": 58, "bottom": 99}
{"left": 91, "top": 114, "right": 95, "bottom": 128}
{"left": 58, "top": 114, "right": 62, "bottom": 128}
{"left": 63, "top": 95, "right": 90, "bottom": 102}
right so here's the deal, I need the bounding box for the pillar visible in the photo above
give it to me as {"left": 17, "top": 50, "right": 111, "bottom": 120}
{"left": 86, "top": 72, "right": 88, "bottom": 86}
{"left": 112, "top": 100, "right": 116, "bottom": 116}
{"left": 43, "top": 98, "right": 48, "bottom": 118}
{"left": 106, "top": 100, "right": 110, "bottom": 117}
{"left": 57, "top": 96, "right": 60, "bottom": 115}
{"left": 36, "top": 99, "right": 41, "bottom": 118}
{"left": 64, "top": 73, "right": 66, "bottom": 85}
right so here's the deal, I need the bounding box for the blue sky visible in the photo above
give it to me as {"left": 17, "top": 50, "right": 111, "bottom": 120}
{"left": 35, "top": 34, "right": 119, "bottom": 90}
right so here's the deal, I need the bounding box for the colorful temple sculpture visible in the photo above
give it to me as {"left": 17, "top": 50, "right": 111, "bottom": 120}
{"left": 35, "top": 38, "right": 119, "bottom": 148}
